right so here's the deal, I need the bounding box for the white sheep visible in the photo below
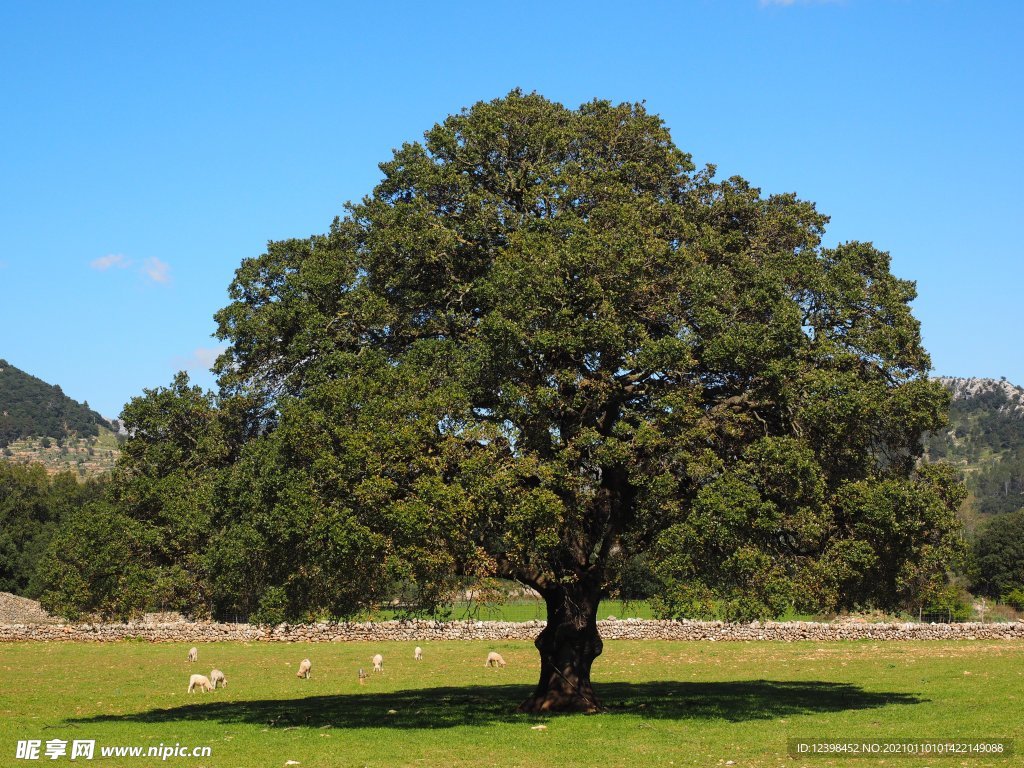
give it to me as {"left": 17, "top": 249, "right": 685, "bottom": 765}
{"left": 188, "top": 674, "right": 213, "bottom": 693}
{"left": 372, "top": 653, "right": 384, "bottom": 672}
{"left": 210, "top": 669, "right": 227, "bottom": 689}
{"left": 188, "top": 647, "right": 198, "bottom": 663}
{"left": 414, "top": 646, "right": 423, "bottom": 661}
{"left": 484, "top": 651, "right": 506, "bottom": 668}
{"left": 296, "top": 658, "right": 312, "bottom": 679}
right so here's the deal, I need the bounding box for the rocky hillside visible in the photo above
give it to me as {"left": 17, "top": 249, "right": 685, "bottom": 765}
{"left": 0, "top": 360, "right": 120, "bottom": 476}
{"left": 935, "top": 376, "right": 1024, "bottom": 416}
{"left": 925, "top": 376, "right": 1024, "bottom": 528}
{"left": 2, "top": 430, "right": 121, "bottom": 477}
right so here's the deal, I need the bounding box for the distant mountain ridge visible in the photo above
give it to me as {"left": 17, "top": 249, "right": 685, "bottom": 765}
{"left": 0, "top": 360, "right": 109, "bottom": 448}
{"left": 935, "top": 376, "right": 1024, "bottom": 418}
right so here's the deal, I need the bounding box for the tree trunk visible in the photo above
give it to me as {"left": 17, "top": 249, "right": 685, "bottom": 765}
{"left": 518, "top": 580, "right": 603, "bottom": 713}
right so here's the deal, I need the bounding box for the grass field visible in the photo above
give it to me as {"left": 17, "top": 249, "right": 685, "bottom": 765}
{"left": 1, "top": 639, "right": 1021, "bottom": 767}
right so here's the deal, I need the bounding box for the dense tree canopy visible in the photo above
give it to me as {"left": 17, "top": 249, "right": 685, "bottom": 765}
{"left": 41, "top": 92, "right": 965, "bottom": 711}
{"left": 0, "top": 462, "right": 105, "bottom": 596}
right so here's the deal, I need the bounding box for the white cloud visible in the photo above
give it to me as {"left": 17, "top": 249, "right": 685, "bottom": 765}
{"left": 142, "top": 256, "right": 171, "bottom": 284}
{"left": 173, "top": 345, "right": 228, "bottom": 372}
{"left": 90, "top": 253, "right": 132, "bottom": 270}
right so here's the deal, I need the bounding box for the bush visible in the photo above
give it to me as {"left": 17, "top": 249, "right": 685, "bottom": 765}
{"left": 252, "top": 587, "right": 289, "bottom": 626}
{"left": 1004, "top": 588, "right": 1024, "bottom": 612}
{"left": 923, "top": 585, "right": 972, "bottom": 622}
{"left": 37, "top": 502, "right": 153, "bottom": 621}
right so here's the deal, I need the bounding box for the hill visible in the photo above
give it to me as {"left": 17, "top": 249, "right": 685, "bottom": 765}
{"left": 924, "top": 376, "right": 1024, "bottom": 530}
{"left": 0, "top": 359, "right": 108, "bottom": 447}
{"left": 2, "top": 430, "right": 121, "bottom": 477}
{"left": 0, "top": 360, "right": 120, "bottom": 476}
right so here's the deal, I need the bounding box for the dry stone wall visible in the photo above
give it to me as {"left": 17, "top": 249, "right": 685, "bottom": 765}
{"left": 0, "top": 592, "right": 60, "bottom": 625}
{"left": 1, "top": 618, "right": 1023, "bottom": 643}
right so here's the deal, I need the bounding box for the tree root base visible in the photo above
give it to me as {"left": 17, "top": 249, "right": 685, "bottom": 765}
{"left": 517, "top": 694, "right": 604, "bottom": 714}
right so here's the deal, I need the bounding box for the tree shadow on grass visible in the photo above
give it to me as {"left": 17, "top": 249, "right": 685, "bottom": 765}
{"left": 69, "top": 680, "right": 923, "bottom": 730}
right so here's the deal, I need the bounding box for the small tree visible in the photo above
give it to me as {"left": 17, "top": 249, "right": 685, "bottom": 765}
{"left": 974, "top": 510, "right": 1024, "bottom": 597}
{"left": 38, "top": 373, "right": 228, "bottom": 620}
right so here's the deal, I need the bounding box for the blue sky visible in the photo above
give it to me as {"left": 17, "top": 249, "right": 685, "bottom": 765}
{"left": 1, "top": 1, "right": 1021, "bottom": 417}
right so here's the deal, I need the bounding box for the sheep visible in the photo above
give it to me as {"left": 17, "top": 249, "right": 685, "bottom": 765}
{"left": 484, "top": 651, "right": 506, "bottom": 668}
{"left": 188, "top": 647, "right": 198, "bottom": 663}
{"left": 188, "top": 674, "right": 213, "bottom": 693}
{"left": 358, "top": 668, "right": 367, "bottom": 686}
{"left": 209, "top": 669, "right": 227, "bottom": 689}
{"left": 296, "top": 658, "right": 312, "bottom": 679}
{"left": 414, "top": 646, "right": 423, "bottom": 661}
{"left": 372, "top": 654, "right": 384, "bottom": 673}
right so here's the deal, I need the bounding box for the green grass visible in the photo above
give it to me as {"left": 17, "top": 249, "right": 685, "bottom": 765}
{"left": 1, "top": 639, "right": 1022, "bottom": 767}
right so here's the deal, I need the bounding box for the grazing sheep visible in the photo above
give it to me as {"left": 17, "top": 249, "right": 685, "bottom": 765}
{"left": 372, "top": 654, "right": 384, "bottom": 672}
{"left": 414, "top": 646, "right": 423, "bottom": 661}
{"left": 484, "top": 651, "right": 506, "bottom": 668}
{"left": 188, "top": 647, "right": 198, "bottom": 663}
{"left": 296, "top": 658, "right": 312, "bottom": 679}
{"left": 210, "top": 669, "right": 227, "bottom": 689}
{"left": 188, "top": 674, "right": 213, "bottom": 693}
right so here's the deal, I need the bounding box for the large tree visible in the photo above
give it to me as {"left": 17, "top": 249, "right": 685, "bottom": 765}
{"left": 201, "top": 91, "right": 963, "bottom": 711}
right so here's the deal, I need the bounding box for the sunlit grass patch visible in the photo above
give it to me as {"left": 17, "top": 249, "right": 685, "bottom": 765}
{"left": 1, "top": 639, "right": 1021, "bottom": 767}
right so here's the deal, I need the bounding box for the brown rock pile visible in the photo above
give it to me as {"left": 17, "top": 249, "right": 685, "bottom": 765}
{"left": 0, "top": 592, "right": 59, "bottom": 625}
